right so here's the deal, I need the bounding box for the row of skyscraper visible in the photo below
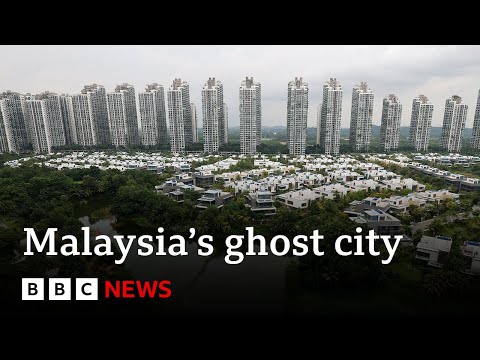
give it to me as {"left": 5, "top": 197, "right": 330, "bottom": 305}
{"left": 283, "top": 77, "right": 477, "bottom": 155}
{"left": 0, "top": 83, "right": 163, "bottom": 154}
{"left": 1, "top": 77, "right": 480, "bottom": 155}
{"left": 314, "top": 78, "right": 476, "bottom": 155}
{"left": 0, "top": 80, "right": 227, "bottom": 155}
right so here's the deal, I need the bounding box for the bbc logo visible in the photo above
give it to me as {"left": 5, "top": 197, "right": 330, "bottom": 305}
{"left": 22, "top": 278, "right": 98, "bottom": 300}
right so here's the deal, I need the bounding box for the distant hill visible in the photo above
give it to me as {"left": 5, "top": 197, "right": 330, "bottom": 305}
{"left": 268, "top": 125, "right": 288, "bottom": 130}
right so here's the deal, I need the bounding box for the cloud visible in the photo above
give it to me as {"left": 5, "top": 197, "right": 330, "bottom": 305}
{"left": 1, "top": 45, "right": 479, "bottom": 128}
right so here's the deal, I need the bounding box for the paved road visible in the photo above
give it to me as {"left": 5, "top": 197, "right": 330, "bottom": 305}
{"left": 412, "top": 218, "right": 434, "bottom": 233}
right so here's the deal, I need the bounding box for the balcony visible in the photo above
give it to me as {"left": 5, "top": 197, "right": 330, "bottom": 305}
{"left": 196, "top": 197, "right": 216, "bottom": 209}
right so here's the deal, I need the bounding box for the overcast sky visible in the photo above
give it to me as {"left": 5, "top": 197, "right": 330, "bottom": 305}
{"left": 1, "top": 45, "right": 479, "bottom": 128}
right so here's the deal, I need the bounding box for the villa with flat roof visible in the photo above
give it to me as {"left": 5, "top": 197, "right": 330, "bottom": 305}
{"left": 196, "top": 189, "right": 233, "bottom": 209}
{"left": 462, "top": 241, "right": 480, "bottom": 275}
{"left": 415, "top": 235, "right": 453, "bottom": 268}
{"left": 276, "top": 189, "right": 322, "bottom": 209}
{"left": 245, "top": 191, "right": 276, "bottom": 215}
{"left": 194, "top": 171, "right": 215, "bottom": 188}
{"left": 345, "top": 208, "right": 403, "bottom": 236}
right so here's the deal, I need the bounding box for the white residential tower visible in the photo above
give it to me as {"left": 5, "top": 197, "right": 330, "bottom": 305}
{"left": 318, "top": 78, "right": 342, "bottom": 155}
{"left": 440, "top": 95, "right": 468, "bottom": 153}
{"left": 202, "top": 77, "right": 224, "bottom": 154}
{"left": 191, "top": 103, "right": 198, "bottom": 143}
{"left": 471, "top": 90, "right": 480, "bottom": 149}
{"left": 167, "top": 79, "right": 192, "bottom": 152}
{"left": 23, "top": 92, "right": 66, "bottom": 153}
{"left": 239, "top": 77, "right": 261, "bottom": 155}
{"left": 409, "top": 95, "right": 433, "bottom": 152}
{"left": 223, "top": 103, "right": 228, "bottom": 144}
{"left": 0, "top": 91, "right": 29, "bottom": 153}
{"left": 139, "top": 83, "right": 168, "bottom": 146}
{"left": 380, "top": 94, "right": 402, "bottom": 151}
{"left": 106, "top": 83, "right": 140, "bottom": 147}
{"left": 349, "top": 82, "right": 374, "bottom": 152}
{"left": 287, "top": 77, "right": 309, "bottom": 155}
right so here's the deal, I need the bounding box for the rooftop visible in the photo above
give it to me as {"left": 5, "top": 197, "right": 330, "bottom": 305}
{"left": 417, "top": 235, "right": 453, "bottom": 253}
{"left": 364, "top": 209, "right": 385, "bottom": 217}
{"left": 205, "top": 189, "right": 221, "bottom": 195}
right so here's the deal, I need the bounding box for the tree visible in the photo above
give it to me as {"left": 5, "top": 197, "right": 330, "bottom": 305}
{"left": 403, "top": 224, "right": 412, "bottom": 237}
{"left": 81, "top": 175, "right": 98, "bottom": 197}
{"left": 229, "top": 158, "right": 255, "bottom": 172}
{"left": 213, "top": 178, "right": 225, "bottom": 190}
{"left": 409, "top": 204, "right": 423, "bottom": 222}
{"left": 443, "top": 198, "right": 459, "bottom": 215}
{"left": 412, "top": 230, "right": 423, "bottom": 246}
{"left": 427, "top": 219, "right": 443, "bottom": 236}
